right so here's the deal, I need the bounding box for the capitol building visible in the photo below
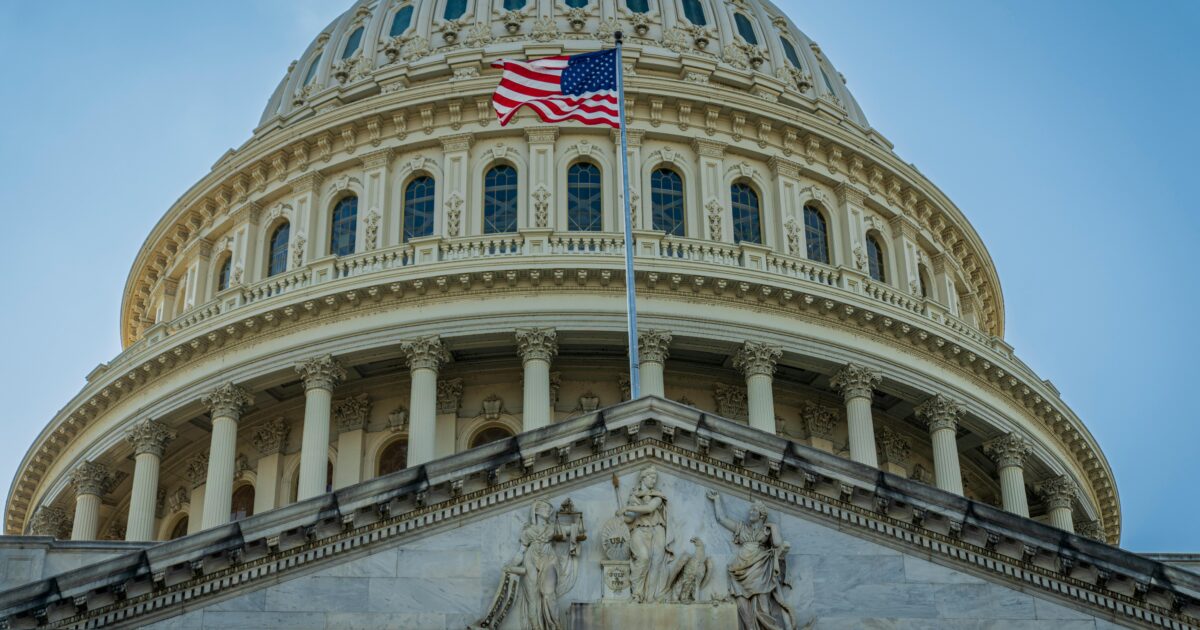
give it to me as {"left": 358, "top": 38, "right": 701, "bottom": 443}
{"left": 0, "top": 0, "right": 1196, "bottom": 628}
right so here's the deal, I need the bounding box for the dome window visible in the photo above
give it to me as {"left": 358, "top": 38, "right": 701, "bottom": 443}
{"left": 780, "top": 37, "right": 802, "bottom": 68}
{"left": 268, "top": 222, "right": 290, "bottom": 277}
{"left": 503, "top": 0, "right": 527, "bottom": 8}
{"left": 216, "top": 255, "right": 233, "bottom": 292}
{"left": 819, "top": 66, "right": 837, "bottom": 95}
{"left": 443, "top": 0, "right": 468, "bottom": 20}
{"left": 378, "top": 439, "right": 408, "bottom": 476}
{"left": 567, "top": 162, "right": 603, "bottom": 232}
{"left": 734, "top": 13, "right": 758, "bottom": 45}
{"left": 484, "top": 165, "right": 519, "bottom": 234}
{"left": 803, "top": 205, "right": 829, "bottom": 264}
{"left": 651, "top": 168, "right": 684, "bottom": 236}
{"left": 403, "top": 176, "right": 436, "bottom": 241}
{"left": 918, "top": 264, "right": 932, "bottom": 299}
{"left": 230, "top": 485, "right": 255, "bottom": 521}
{"left": 681, "top": 0, "right": 707, "bottom": 26}
{"left": 626, "top": 0, "right": 650, "bottom": 13}
{"left": 866, "top": 234, "right": 886, "bottom": 282}
{"left": 731, "top": 182, "right": 761, "bottom": 244}
{"left": 390, "top": 5, "right": 414, "bottom": 37}
{"left": 565, "top": 0, "right": 589, "bottom": 7}
{"left": 470, "top": 426, "right": 514, "bottom": 448}
{"left": 342, "top": 27, "right": 364, "bottom": 59}
{"left": 330, "top": 196, "right": 358, "bottom": 256}
{"left": 303, "top": 52, "right": 322, "bottom": 85}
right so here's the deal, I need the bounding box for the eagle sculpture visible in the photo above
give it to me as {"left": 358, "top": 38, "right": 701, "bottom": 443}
{"left": 666, "top": 536, "right": 714, "bottom": 603}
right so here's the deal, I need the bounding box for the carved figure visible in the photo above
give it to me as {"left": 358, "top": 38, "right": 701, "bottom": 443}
{"left": 707, "top": 492, "right": 797, "bottom": 630}
{"left": 618, "top": 466, "right": 674, "bottom": 602}
{"left": 666, "top": 536, "right": 713, "bottom": 603}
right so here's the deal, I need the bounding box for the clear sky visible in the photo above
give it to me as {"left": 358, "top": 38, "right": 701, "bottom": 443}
{"left": 0, "top": 1, "right": 1195, "bottom": 551}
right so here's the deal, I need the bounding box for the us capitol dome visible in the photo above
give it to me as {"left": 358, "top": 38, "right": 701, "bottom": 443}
{"left": 5, "top": 1, "right": 1195, "bottom": 629}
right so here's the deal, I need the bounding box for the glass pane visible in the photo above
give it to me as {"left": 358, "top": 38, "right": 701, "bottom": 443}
{"left": 734, "top": 13, "right": 758, "bottom": 45}
{"left": 303, "top": 53, "right": 322, "bottom": 85}
{"left": 866, "top": 235, "right": 885, "bottom": 282}
{"left": 731, "top": 183, "right": 761, "bottom": 244}
{"left": 230, "top": 485, "right": 255, "bottom": 521}
{"left": 378, "top": 440, "right": 408, "bottom": 476}
{"left": 681, "top": 0, "right": 706, "bottom": 25}
{"left": 503, "top": 0, "right": 527, "bottom": 8}
{"left": 390, "top": 6, "right": 413, "bottom": 37}
{"left": 651, "top": 168, "right": 684, "bottom": 236}
{"left": 342, "top": 27, "right": 363, "bottom": 59}
{"left": 444, "top": 0, "right": 467, "bottom": 20}
{"left": 626, "top": 0, "right": 650, "bottom": 13}
{"left": 820, "top": 67, "right": 837, "bottom": 94}
{"left": 803, "top": 206, "right": 828, "bottom": 264}
{"left": 567, "top": 163, "right": 602, "bottom": 231}
{"left": 268, "top": 223, "right": 290, "bottom": 276}
{"left": 780, "top": 37, "right": 802, "bottom": 68}
{"left": 217, "top": 257, "right": 232, "bottom": 291}
{"left": 330, "top": 197, "right": 358, "bottom": 256}
{"left": 404, "top": 177, "right": 436, "bottom": 241}
{"left": 565, "top": 0, "right": 588, "bottom": 7}
{"left": 471, "top": 427, "right": 513, "bottom": 448}
{"left": 484, "top": 165, "right": 519, "bottom": 234}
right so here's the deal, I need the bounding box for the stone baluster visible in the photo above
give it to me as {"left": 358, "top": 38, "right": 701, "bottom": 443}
{"left": 733, "top": 342, "right": 783, "bottom": 434}
{"left": 295, "top": 355, "right": 346, "bottom": 501}
{"left": 983, "top": 433, "right": 1033, "bottom": 517}
{"left": 637, "top": 330, "right": 672, "bottom": 398}
{"left": 200, "top": 383, "right": 254, "bottom": 528}
{"left": 69, "top": 461, "right": 112, "bottom": 540}
{"left": 333, "top": 395, "right": 372, "bottom": 489}
{"left": 251, "top": 418, "right": 289, "bottom": 514}
{"left": 516, "top": 328, "right": 557, "bottom": 432}
{"left": 124, "top": 420, "right": 176, "bottom": 541}
{"left": 1037, "top": 475, "right": 1078, "bottom": 533}
{"left": 915, "top": 394, "right": 965, "bottom": 496}
{"left": 401, "top": 337, "right": 450, "bottom": 466}
{"left": 830, "top": 363, "right": 882, "bottom": 467}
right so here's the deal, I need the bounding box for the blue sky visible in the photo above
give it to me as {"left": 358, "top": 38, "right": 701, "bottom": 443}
{"left": 0, "top": 1, "right": 1195, "bottom": 551}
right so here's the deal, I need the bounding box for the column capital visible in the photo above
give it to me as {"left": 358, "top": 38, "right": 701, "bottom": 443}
{"left": 829, "top": 362, "right": 881, "bottom": 401}
{"left": 184, "top": 451, "right": 209, "bottom": 488}
{"left": 401, "top": 336, "right": 451, "bottom": 372}
{"left": 1077, "top": 519, "right": 1105, "bottom": 541}
{"left": 251, "top": 418, "right": 290, "bottom": 455}
{"left": 915, "top": 394, "right": 964, "bottom": 433}
{"left": 126, "top": 419, "right": 176, "bottom": 457}
{"left": 799, "top": 401, "right": 837, "bottom": 439}
{"left": 525, "top": 127, "right": 559, "bottom": 144}
{"left": 983, "top": 433, "right": 1032, "bottom": 469}
{"left": 334, "top": 394, "right": 373, "bottom": 433}
{"left": 69, "top": 461, "right": 113, "bottom": 498}
{"left": 515, "top": 328, "right": 558, "bottom": 363}
{"left": 1036, "top": 475, "right": 1078, "bottom": 510}
{"left": 437, "top": 378, "right": 464, "bottom": 415}
{"left": 877, "top": 426, "right": 911, "bottom": 467}
{"left": 201, "top": 382, "right": 254, "bottom": 418}
{"left": 733, "top": 341, "right": 782, "bottom": 378}
{"left": 28, "top": 506, "right": 69, "bottom": 538}
{"left": 295, "top": 354, "right": 347, "bottom": 391}
{"left": 637, "top": 330, "right": 672, "bottom": 364}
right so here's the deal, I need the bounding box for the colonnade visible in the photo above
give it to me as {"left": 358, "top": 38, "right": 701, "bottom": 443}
{"left": 49, "top": 330, "right": 1085, "bottom": 541}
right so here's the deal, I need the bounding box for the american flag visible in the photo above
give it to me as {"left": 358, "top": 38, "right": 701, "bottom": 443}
{"left": 491, "top": 49, "right": 621, "bottom": 128}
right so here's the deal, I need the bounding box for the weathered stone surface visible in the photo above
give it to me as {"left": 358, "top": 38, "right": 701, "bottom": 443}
{"left": 567, "top": 601, "right": 738, "bottom": 629}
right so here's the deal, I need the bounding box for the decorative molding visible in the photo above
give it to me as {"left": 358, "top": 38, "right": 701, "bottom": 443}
{"left": 334, "top": 394, "right": 372, "bottom": 433}
{"left": 400, "top": 336, "right": 450, "bottom": 372}
{"left": 295, "top": 354, "right": 346, "bottom": 391}
{"left": 983, "top": 433, "right": 1032, "bottom": 469}
{"left": 437, "top": 378, "right": 464, "bottom": 415}
{"left": 732, "top": 341, "right": 782, "bottom": 378}
{"left": 200, "top": 382, "right": 253, "bottom": 419}
{"left": 126, "top": 419, "right": 176, "bottom": 458}
{"left": 916, "top": 394, "right": 965, "bottom": 434}
{"left": 1037, "top": 475, "right": 1078, "bottom": 511}
{"left": 637, "top": 330, "right": 672, "bottom": 364}
{"left": 69, "top": 461, "right": 113, "bottom": 498}
{"left": 829, "top": 363, "right": 880, "bottom": 402}
{"left": 515, "top": 328, "right": 557, "bottom": 363}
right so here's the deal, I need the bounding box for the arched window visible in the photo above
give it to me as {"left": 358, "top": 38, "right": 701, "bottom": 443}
{"left": 443, "top": 0, "right": 467, "bottom": 20}
{"left": 216, "top": 255, "right": 232, "bottom": 292}
{"left": 378, "top": 440, "right": 408, "bottom": 476}
{"left": 330, "top": 196, "right": 358, "bottom": 256}
{"left": 802, "top": 205, "right": 829, "bottom": 264}
{"left": 650, "top": 168, "right": 684, "bottom": 236}
{"left": 780, "top": 37, "right": 802, "bottom": 68}
{"left": 567, "top": 162, "right": 602, "bottom": 231}
{"left": 341, "top": 27, "right": 364, "bottom": 59}
{"left": 470, "top": 426, "right": 514, "bottom": 448}
{"left": 730, "top": 182, "right": 761, "bottom": 244}
{"left": 681, "top": 0, "right": 707, "bottom": 25}
{"left": 403, "top": 176, "right": 436, "bottom": 241}
{"left": 918, "top": 264, "right": 932, "bottom": 299}
{"left": 303, "top": 53, "right": 322, "bottom": 85}
{"left": 820, "top": 67, "right": 837, "bottom": 95}
{"left": 734, "top": 13, "right": 758, "bottom": 45}
{"left": 565, "top": 0, "right": 588, "bottom": 7}
{"left": 268, "top": 222, "right": 290, "bottom": 277}
{"left": 168, "top": 516, "right": 188, "bottom": 540}
{"left": 866, "top": 234, "right": 886, "bottom": 282}
{"left": 390, "top": 6, "right": 414, "bottom": 37}
{"left": 503, "top": 0, "right": 526, "bottom": 8}
{"left": 626, "top": 0, "right": 650, "bottom": 13}
{"left": 484, "top": 165, "right": 519, "bottom": 234}
{"left": 230, "top": 485, "right": 255, "bottom": 521}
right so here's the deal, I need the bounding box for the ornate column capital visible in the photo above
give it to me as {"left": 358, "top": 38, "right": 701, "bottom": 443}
{"left": 201, "top": 382, "right": 254, "bottom": 418}
{"left": 983, "top": 433, "right": 1032, "bottom": 469}
{"left": 184, "top": 451, "right": 209, "bottom": 488}
{"left": 437, "top": 378, "right": 464, "bottom": 415}
{"left": 829, "top": 362, "right": 881, "bottom": 401}
{"left": 126, "top": 419, "right": 176, "bottom": 457}
{"left": 713, "top": 383, "right": 748, "bottom": 420}
{"left": 401, "top": 336, "right": 451, "bottom": 372}
{"left": 334, "top": 394, "right": 373, "bottom": 433}
{"left": 915, "top": 394, "right": 964, "bottom": 433}
{"left": 799, "top": 401, "right": 837, "bottom": 439}
{"left": 637, "top": 330, "right": 672, "bottom": 364}
{"left": 1036, "top": 475, "right": 1078, "bottom": 511}
{"left": 1077, "top": 519, "right": 1105, "bottom": 541}
{"left": 877, "top": 427, "right": 911, "bottom": 467}
{"left": 295, "top": 354, "right": 346, "bottom": 391}
{"left": 515, "top": 328, "right": 558, "bottom": 363}
{"left": 733, "top": 341, "right": 782, "bottom": 378}
{"left": 251, "top": 418, "right": 290, "bottom": 455}
{"left": 28, "top": 506, "right": 69, "bottom": 538}
{"left": 69, "top": 461, "right": 113, "bottom": 498}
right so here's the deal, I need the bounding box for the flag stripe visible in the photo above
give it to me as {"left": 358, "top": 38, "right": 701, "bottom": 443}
{"left": 491, "top": 49, "right": 621, "bottom": 129}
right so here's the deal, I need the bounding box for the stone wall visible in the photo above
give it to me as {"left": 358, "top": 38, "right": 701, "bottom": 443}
{"left": 0, "top": 539, "right": 150, "bottom": 593}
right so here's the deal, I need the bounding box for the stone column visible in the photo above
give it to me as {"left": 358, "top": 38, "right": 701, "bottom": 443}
{"left": 799, "top": 402, "right": 837, "bottom": 453}
{"left": 184, "top": 452, "right": 208, "bottom": 535}
{"left": 251, "top": 418, "right": 289, "bottom": 514}
{"left": 915, "top": 394, "right": 965, "bottom": 496}
{"left": 401, "top": 337, "right": 451, "bottom": 466}
{"left": 295, "top": 355, "right": 346, "bottom": 501}
{"left": 829, "top": 363, "right": 882, "bottom": 467}
{"left": 28, "top": 506, "right": 69, "bottom": 539}
{"left": 637, "top": 330, "right": 672, "bottom": 398}
{"left": 124, "top": 420, "right": 176, "bottom": 541}
{"left": 876, "top": 427, "right": 911, "bottom": 476}
{"left": 516, "top": 328, "right": 558, "bottom": 432}
{"left": 333, "top": 395, "right": 372, "bottom": 490}
{"left": 200, "top": 383, "right": 254, "bottom": 528}
{"left": 68, "top": 461, "right": 112, "bottom": 540}
{"left": 436, "top": 379, "right": 464, "bottom": 458}
{"left": 983, "top": 433, "right": 1033, "bottom": 517}
{"left": 733, "top": 342, "right": 783, "bottom": 434}
{"left": 1037, "top": 475, "right": 1078, "bottom": 533}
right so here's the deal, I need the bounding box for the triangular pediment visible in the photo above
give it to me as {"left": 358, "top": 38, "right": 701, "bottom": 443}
{"left": 1, "top": 398, "right": 1196, "bottom": 629}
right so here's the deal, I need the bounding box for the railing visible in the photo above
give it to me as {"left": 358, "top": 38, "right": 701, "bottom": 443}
{"left": 439, "top": 234, "right": 524, "bottom": 261}
{"left": 548, "top": 232, "right": 624, "bottom": 255}
{"left": 765, "top": 254, "right": 839, "bottom": 286}
{"left": 333, "top": 246, "right": 415, "bottom": 280}
{"left": 659, "top": 236, "right": 741, "bottom": 267}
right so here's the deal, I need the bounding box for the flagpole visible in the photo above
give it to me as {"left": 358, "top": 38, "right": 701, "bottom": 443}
{"left": 614, "top": 31, "right": 641, "bottom": 400}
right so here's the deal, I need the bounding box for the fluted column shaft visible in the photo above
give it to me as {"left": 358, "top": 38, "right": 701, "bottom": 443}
{"left": 831, "top": 363, "right": 882, "bottom": 467}
{"left": 125, "top": 420, "right": 175, "bottom": 541}
{"left": 734, "top": 342, "right": 782, "bottom": 434}
{"left": 984, "top": 434, "right": 1032, "bottom": 517}
{"left": 1038, "top": 475, "right": 1077, "bottom": 533}
{"left": 200, "top": 383, "right": 253, "bottom": 528}
{"left": 917, "top": 395, "right": 965, "bottom": 495}
{"left": 402, "top": 337, "right": 450, "bottom": 466}
{"left": 69, "top": 461, "right": 111, "bottom": 541}
{"left": 296, "top": 356, "right": 345, "bottom": 501}
{"left": 637, "top": 331, "right": 671, "bottom": 398}
{"left": 517, "top": 329, "right": 557, "bottom": 432}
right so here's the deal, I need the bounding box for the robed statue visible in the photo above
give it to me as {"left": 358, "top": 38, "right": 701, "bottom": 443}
{"left": 617, "top": 466, "right": 674, "bottom": 602}
{"left": 707, "top": 492, "right": 797, "bottom": 630}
